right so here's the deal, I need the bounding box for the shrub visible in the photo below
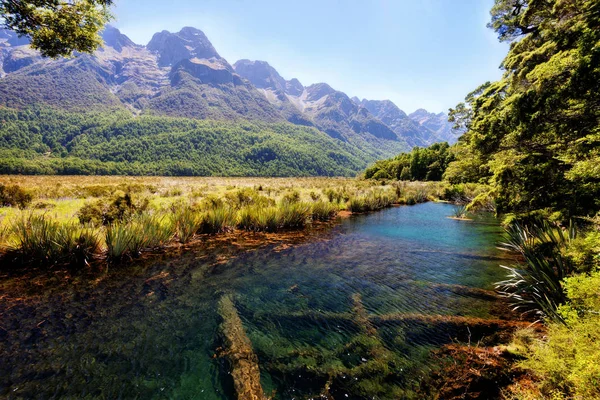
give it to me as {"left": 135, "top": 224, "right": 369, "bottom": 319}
{"left": 0, "top": 184, "right": 33, "bottom": 209}
{"left": 512, "top": 272, "right": 600, "bottom": 400}
{"left": 496, "top": 218, "right": 575, "bottom": 322}
{"left": 564, "top": 230, "right": 600, "bottom": 273}
{"left": 77, "top": 191, "right": 149, "bottom": 225}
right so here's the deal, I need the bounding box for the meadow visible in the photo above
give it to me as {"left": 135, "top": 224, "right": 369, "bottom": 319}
{"left": 0, "top": 176, "right": 484, "bottom": 270}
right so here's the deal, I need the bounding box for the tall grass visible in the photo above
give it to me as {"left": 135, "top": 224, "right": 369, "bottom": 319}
{"left": 347, "top": 191, "right": 394, "bottom": 213}
{"left": 236, "top": 202, "right": 311, "bottom": 232}
{"left": 105, "top": 223, "right": 134, "bottom": 260}
{"left": 311, "top": 201, "right": 338, "bottom": 221}
{"left": 237, "top": 206, "right": 280, "bottom": 232}
{"left": 279, "top": 201, "right": 311, "bottom": 229}
{"left": 496, "top": 218, "right": 575, "bottom": 322}
{"left": 173, "top": 207, "right": 202, "bottom": 243}
{"left": 199, "top": 207, "right": 235, "bottom": 234}
{"left": 11, "top": 214, "right": 100, "bottom": 266}
{"left": 138, "top": 214, "right": 175, "bottom": 248}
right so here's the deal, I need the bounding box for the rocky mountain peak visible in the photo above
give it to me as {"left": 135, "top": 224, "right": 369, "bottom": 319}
{"left": 233, "top": 59, "right": 286, "bottom": 92}
{"left": 361, "top": 99, "right": 408, "bottom": 119}
{"left": 147, "top": 27, "right": 220, "bottom": 67}
{"left": 285, "top": 78, "right": 304, "bottom": 96}
{"left": 101, "top": 25, "right": 136, "bottom": 52}
{"left": 306, "top": 83, "right": 336, "bottom": 101}
{"left": 233, "top": 60, "right": 305, "bottom": 97}
{"left": 409, "top": 108, "right": 430, "bottom": 119}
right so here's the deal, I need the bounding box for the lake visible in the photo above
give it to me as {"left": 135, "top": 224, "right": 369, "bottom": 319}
{"left": 0, "top": 202, "right": 510, "bottom": 399}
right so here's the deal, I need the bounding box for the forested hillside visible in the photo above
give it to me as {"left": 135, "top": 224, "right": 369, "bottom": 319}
{"left": 0, "top": 107, "right": 370, "bottom": 176}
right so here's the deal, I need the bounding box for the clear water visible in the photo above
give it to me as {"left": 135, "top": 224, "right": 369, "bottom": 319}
{"left": 0, "top": 203, "right": 509, "bottom": 399}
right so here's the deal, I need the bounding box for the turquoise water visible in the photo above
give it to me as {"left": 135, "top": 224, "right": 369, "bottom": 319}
{"left": 0, "top": 203, "right": 509, "bottom": 399}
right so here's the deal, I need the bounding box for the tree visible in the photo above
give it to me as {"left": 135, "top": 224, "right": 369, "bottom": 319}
{"left": 447, "top": 0, "right": 600, "bottom": 217}
{"left": 0, "top": 0, "right": 114, "bottom": 57}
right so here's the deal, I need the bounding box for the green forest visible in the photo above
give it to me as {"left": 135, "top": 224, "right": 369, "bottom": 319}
{"left": 0, "top": 106, "right": 373, "bottom": 176}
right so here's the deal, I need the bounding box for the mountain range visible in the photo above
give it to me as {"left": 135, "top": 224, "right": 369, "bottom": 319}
{"left": 0, "top": 25, "right": 459, "bottom": 176}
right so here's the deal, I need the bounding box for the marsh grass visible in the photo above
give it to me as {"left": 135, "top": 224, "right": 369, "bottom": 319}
{"left": 311, "top": 200, "right": 338, "bottom": 221}
{"left": 106, "top": 223, "right": 134, "bottom": 260}
{"left": 200, "top": 207, "right": 235, "bottom": 234}
{"left": 139, "top": 215, "right": 175, "bottom": 248}
{"left": 70, "top": 226, "right": 102, "bottom": 266}
{"left": 278, "top": 201, "right": 311, "bottom": 229}
{"left": 347, "top": 191, "right": 395, "bottom": 213}
{"left": 174, "top": 207, "right": 202, "bottom": 243}
{"left": 0, "top": 177, "right": 449, "bottom": 269}
{"left": 11, "top": 214, "right": 100, "bottom": 266}
{"left": 237, "top": 206, "right": 279, "bottom": 232}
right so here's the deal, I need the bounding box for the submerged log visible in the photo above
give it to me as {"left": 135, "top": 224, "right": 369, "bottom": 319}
{"left": 370, "top": 313, "right": 533, "bottom": 329}
{"left": 218, "top": 294, "right": 269, "bottom": 400}
{"left": 266, "top": 310, "right": 535, "bottom": 334}
{"left": 351, "top": 293, "right": 377, "bottom": 336}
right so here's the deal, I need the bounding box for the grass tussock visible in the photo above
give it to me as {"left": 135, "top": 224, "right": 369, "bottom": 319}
{"left": 278, "top": 201, "right": 311, "bottom": 229}
{"left": 347, "top": 191, "right": 395, "bottom": 213}
{"left": 200, "top": 207, "right": 235, "bottom": 234}
{"left": 11, "top": 214, "right": 100, "bottom": 266}
{"left": 311, "top": 200, "right": 338, "bottom": 221}
{"left": 173, "top": 206, "right": 202, "bottom": 244}
{"left": 237, "top": 206, "right": 280, "bottom": 232}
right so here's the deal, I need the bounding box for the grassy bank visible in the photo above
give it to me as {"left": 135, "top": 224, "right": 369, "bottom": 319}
{"left": 0, "top": 176, "right": 473, "bottom": 270}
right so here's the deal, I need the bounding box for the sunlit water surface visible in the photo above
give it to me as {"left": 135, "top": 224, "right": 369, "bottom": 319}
{"left": 0, "top": 203, "right": 509, "bottom": 399}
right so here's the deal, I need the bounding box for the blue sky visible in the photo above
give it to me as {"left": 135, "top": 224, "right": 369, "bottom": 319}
{"left": 111, "top": 0, "right": 508, "bottom": 113}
